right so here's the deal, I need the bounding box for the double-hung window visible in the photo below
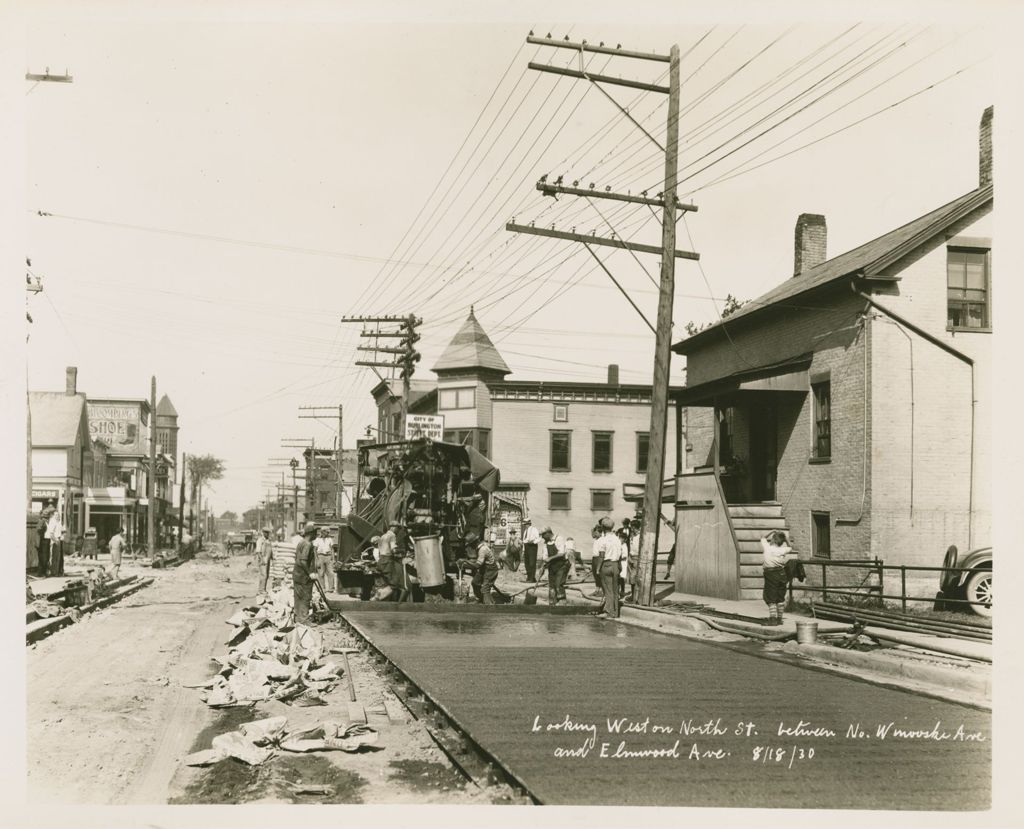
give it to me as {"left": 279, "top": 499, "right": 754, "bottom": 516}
{"left": 947, "top": 247, "right": 991, "bottom": 330}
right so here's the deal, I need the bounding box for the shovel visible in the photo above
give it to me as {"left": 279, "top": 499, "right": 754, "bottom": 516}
{"left": 313, "top": 578, "right": 336, "bottom": 621}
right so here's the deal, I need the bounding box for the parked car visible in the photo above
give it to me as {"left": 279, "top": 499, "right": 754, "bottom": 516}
{"left": 938, "top": 545, "right": 992, "bottom": 617}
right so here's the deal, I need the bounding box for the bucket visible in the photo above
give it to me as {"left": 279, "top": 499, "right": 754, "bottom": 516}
{"left": 413, "top": 534, "right": 445, "bottom": 588}
{"left": 795, "top": 620, "right": 818, "bottom": 645}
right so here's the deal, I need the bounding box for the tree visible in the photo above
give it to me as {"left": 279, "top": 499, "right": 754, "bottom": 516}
{"left": 220, "top": 510, "right": 238, "bottom": 521}
{"left": 242, "top": 507, "right": 261, "bottom": 529}
{"left": 186, "top": 454, "right": 224, "bottom": 535}
{"left": 684, "top": 294, "right": 747, "bottom": 337}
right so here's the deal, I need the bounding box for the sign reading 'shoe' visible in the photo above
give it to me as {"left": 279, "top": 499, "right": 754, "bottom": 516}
{"left": 87, "top": 402, "right": 146, "bottom": 455}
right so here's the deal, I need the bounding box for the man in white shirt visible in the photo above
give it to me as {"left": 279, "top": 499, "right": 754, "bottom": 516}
{"left": 108, "top": 527, "right": 126, "bottom": 580}
{"left": 522, "top": 519, "right": 541, "bottom": 582}
{"left": 314, "top": 527, "right": 336, "bottom": 593}
{"left": 256, "top": 526, "right": 274, "bottom": 597}
{"left": 44, "top": 503, "right": 65, "bottom": 576}
{"left": 593, "top": 517, "right": 623, "bottom": 619}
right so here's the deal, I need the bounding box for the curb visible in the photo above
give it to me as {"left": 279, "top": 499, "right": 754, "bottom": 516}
{"left": 26, "top": 577, "right": 155, "bottom": 645}
{"left": 784, "top": 640, "right": 992, "bottom": 697}
{"left": 612, "top": 604, "right": 991, "bottom": 705}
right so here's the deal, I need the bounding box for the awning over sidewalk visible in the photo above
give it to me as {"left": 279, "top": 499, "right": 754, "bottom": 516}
{"left": 675, "top": 353, "right": 812, "bottom": 406}
{"left": 84, "top": 487, "right": 135, "bottom": 507}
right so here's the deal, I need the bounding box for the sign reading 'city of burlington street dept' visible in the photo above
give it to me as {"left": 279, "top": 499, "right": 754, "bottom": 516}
{"left": 406, "top": 414, "right": 445, "bottom": 441}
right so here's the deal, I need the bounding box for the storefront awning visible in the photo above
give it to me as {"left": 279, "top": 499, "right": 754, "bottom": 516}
{"left": 84, "top": 487, "right": 135, "bottom": 507}
{"left": 675, "top": 353, "right": 812, "bottom": 406}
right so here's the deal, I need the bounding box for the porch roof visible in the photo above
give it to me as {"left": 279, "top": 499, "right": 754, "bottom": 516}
{"left": 675, "top": 353, "right": 812, "bottom": 406}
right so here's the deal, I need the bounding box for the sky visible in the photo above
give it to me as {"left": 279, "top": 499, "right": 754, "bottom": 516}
{"left": 6, "top": 0, "right": 1010, "bottom": 515}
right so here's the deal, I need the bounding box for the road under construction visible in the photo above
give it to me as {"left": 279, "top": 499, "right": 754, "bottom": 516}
{"left": 335, "top": 602, "right": 990, "bottom": 809}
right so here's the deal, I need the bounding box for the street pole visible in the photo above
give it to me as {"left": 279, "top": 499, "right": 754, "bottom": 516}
{"left": 342, "top": 401, "right": 350, "bottom": 515}
{"left": 148, "top": 376, "right": 156, "bottom": 555}
{"left": 637, "top": 43, "right": 680, "bottom": 607}
{"left": 177, "top": 452, "right": 186, "bottom": 552}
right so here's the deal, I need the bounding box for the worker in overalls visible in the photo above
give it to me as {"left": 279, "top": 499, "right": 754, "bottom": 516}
{"left": 465, "top": 531, "right": 499, "bottom": 604}
{"left": 538, "top": 527, "right": 568, "bottom": 606}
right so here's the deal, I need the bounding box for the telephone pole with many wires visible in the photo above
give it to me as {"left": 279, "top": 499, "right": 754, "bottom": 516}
{"left": 298, "top": 405, "right": 346, "bottom": 518}
{"left": 344, "top": 315, "right": 422, "bottom": 438}
{"left": 506, "top": 35, "right": 696, "bottom": 606}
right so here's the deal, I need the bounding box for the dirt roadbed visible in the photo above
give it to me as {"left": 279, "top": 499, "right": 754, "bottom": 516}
{"left": 28, "top": 551, "right": 509, "bottom": 805}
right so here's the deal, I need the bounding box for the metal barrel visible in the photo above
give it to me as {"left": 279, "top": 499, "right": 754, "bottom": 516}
{"left": 795, "top": 620, "right": 818, "bottom": 645}
{"left": 413, "top": 534, "right": 446, "bottom": 588}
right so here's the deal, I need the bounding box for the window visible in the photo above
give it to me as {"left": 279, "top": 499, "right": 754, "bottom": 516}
{"left": 438, "top": 387, "right": 476, "bottom": 410}
{"left": 636, "top": 432, "right": 650, "bottom": 473}
{"left": 553, "top": 404, "right": 569, "bottom": 422}
{"left": 591, "top": 490, "right": 613, "bottom": 511}
{"left": 812, "top": 382, "right": 831, "bottom": 459}
{"left": 812, "top": 511, "right": 831, "bottom": 558}
{"left": 592, "top": 431, "right": 613, "bottom": 472}
{"left": 477, "top": 430, "right": 490, "bottom": 459}
{"left": 549, "top": 489, "right": 571, "bottom": 510}
{"left": 444, "top": 429, "right": 472, "bottom": 446}
{"left": 550, "top": 430, "right": 571, "bottom": 472}
{"left": 947, "top": 247, "right": 990, "bottom": 329}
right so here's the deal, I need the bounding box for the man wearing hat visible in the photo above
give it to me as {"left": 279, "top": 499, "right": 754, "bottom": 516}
{"left": 464, "top": 531, "right": 500, "bottom": 604}
{"left": 314, "top": 527, "right": 336, "bottom": 593}
{"left": 593, "top": 517, "right": 623, "bottom": 618}
{"left": 256, "top": 526, "right": 274, "bottom": 597}
{"left": 538, "top": 527, "right": 568, "bottom": 605}
{"left": 522, "top": 518, "right": 541, "bottom": 582}
{"left": 292, "top": 521, "right": 318, "bottom": 623}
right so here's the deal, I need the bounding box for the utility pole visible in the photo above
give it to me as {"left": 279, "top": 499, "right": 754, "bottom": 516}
{"left": 177, "top": 452, "right": 186, "bottom": 552}
{"left": 343, "top": 314, "right": 422, "bottom": 438}
{"left": 298, "top": 404, "right": 347, "bottom": 519}
{"left": 507, "top": 36, "right": 694, "bottom": 606}
{"left": 148, "top": 376, "right": 156, "bottom": 554}
{"left": 289, "top": 458, "right": 299, "bottom": 533}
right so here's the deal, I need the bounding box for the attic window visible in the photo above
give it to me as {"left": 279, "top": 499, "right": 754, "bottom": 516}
{"left": 947, "top": 247, "right": 990, "bottom": 330}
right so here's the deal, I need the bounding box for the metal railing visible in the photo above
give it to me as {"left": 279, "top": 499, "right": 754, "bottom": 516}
{"left": 788, "top": 558, "right": 991, "bottom": 614}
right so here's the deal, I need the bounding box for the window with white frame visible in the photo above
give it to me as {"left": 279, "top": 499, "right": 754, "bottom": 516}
{"left": 438, "top": 387, "right": 476, "bottom": 410}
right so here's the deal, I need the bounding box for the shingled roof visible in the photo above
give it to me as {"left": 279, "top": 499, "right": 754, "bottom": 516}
{"left": 432, "top": 308, "right": 511, "bottom": 375}
{"left": 674, "top": 183, "right": 992, "bottom": 355}
{"left": 156, "top": 394, "right": 178, "bottom": 417}
{"left": 30, "top": 392, "right": 88, "bottom": 447}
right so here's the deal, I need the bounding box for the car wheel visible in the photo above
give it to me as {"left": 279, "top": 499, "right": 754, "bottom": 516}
{"left": 940, "top": 545, "right": 959, "bottom": 591}
{"left": 965, "top": 569, "right": 992, "bottom": 617}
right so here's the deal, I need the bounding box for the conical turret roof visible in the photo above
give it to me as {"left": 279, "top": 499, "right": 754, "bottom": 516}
{"left": 432, "top": 308, "right": 510, "bottom": 375}
{"left": 156, "top": 394, "right": 178, "bottom": 417}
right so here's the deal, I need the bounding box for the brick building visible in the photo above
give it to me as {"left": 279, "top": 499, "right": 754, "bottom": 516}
{"left": 370, "top": 309, "right": 679, "bottom": 547}
{"left": 672, "top": 107, "right": 993, "bottom": 601}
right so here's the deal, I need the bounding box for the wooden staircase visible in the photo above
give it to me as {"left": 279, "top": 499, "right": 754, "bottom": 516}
{"left": 727, "top": 503, "right": 790, "bottom": 600}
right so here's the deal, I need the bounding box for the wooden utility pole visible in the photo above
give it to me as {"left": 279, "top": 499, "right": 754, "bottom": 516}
{"left": 507, "top": 37, "right": 692, "bottom": 606}
{"left": 637, "top": 44, "right": 681, "bottom": 606}
{"left": 337, "top": 405, "right": 344, "bottom": 517}
{"left": 177, "top": 452, "right": 186, "bottom": 552}
{"left": 148, "top": 376, "right": 156, "bottom": 555}
{"left": 345, "top": 314, "right": 421, "bottom": 439}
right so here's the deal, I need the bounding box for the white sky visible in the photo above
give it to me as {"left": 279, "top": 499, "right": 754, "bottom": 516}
{"left": 7, "top": 0, "right": 1006, "bottom": 515}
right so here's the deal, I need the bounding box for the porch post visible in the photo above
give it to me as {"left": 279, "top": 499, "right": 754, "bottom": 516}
{"left": 674, "top": 398, "right": 683, "bottom": 476}
{"left": 712, "top": 400, "right": 721, "bottom": 478}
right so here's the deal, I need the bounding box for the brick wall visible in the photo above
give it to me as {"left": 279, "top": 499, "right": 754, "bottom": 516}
{"left": 683, "top": 290, "right": 872, "bottom": 562}
{"left": 491, "top": 397, "right": 677, "bottom": 550}
{"left": 867, "top": 206, "right": 991, "bottom": 574}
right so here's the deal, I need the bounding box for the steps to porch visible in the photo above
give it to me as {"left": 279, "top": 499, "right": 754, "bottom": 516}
{"left": 728, "top": 503, "right": 790, "bottom": 601}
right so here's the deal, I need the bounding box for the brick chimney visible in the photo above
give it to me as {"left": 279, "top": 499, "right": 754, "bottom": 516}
{"left": 65, "top": 366, "right": 78, "bottom": 396}
{"left": 794, "top": 213, "right": 827, "bottom": 276}
{"left": 607, "top": 364, "right": 619, "bottom": 385}
{"left": 979, "top": 105, "right": 993, "bottom": 187}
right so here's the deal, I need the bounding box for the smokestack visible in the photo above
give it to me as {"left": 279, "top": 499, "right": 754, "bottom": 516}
{"left": 979, "top": 105, "right": 993, "bottom": 187}
{"left": 794, "top": 213, "right": 827, "bottom": 276}
{"left": 65, "top": 366, "right": 78, "bottom": 396}
{"left": 607, "top": 364, "right": 619, "bottom": 386}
